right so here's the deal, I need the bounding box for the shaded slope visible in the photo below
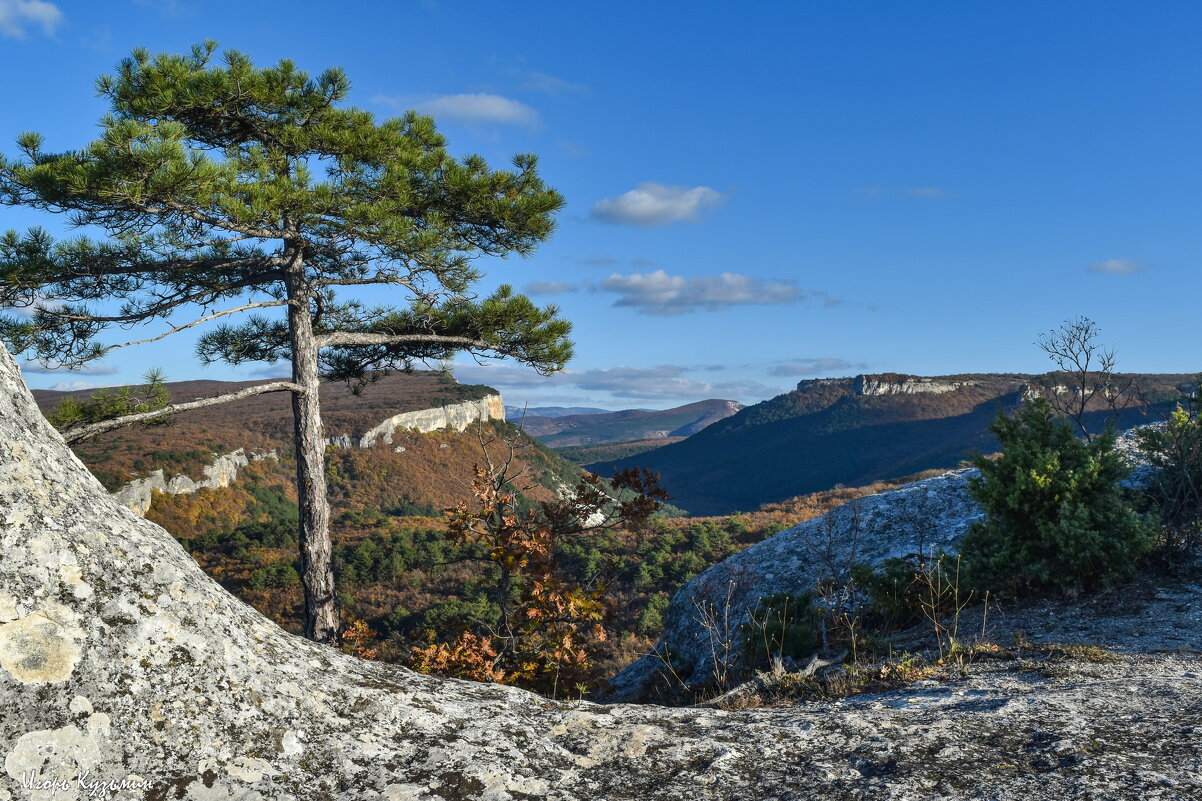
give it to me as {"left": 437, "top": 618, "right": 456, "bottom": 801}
{"left": 591, "top": 373, "right": 1194, "bottom": 515}
{"left": 521, "top": 399, "right": 743, "bottom": 447}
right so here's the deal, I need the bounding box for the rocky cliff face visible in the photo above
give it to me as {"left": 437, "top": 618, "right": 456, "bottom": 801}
{"left": 607, "top": 469, "right": 986, "bottom": 701}
{"left": 351, "top": 394, "right": 505, "bottom": 448}
{"left": 2, "top": 347, "right": 1200, "bottom": 800}
{"left": 853, "top": 374, "right": 979, "bottom": 396}
{"left": 111, "top": 447, "right": 279, "bottom": 516}
{"left": 109, "top": 394, "right": 504, "bottom": 515}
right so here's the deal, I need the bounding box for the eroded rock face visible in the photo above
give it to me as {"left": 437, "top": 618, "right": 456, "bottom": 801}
{"left": 111, "top": 447, "right": 279, "bottom": 516}
{"left": 1, "top": 345, "right": 1200, "bottom": 800}
{"left": 607, "top": 470, "right": 985, "bottom": 701}
{"left": 854, "top": 374, "right": 977, "bottom": 396}
{"left": 351, "top": 394, "right": 506, "bottom": 448}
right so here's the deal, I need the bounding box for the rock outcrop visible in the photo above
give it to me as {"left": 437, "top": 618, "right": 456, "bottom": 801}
{"left": 109, "top": 394, "right": 504, "bottom": 515}
{"left": 607, "top": 469, "right": 986, "bottom": 701}
{"left": 3, "top": 346, "right": 1201, "bottom": 800}
{"left": 111, "top": 448, "right": 279, "bottom": 516}
{"left": 343, "top": 394, "right": 505, "bottom": 449}
{"left": 853, "top": 374, "right": 978, "bottom": 396}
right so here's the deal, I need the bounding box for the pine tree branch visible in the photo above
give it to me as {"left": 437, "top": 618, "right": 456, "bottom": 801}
{"left": 39, "top": 271, "right": 284, "bottom": 324}
{"left": 96, "top": 299, "right": 290, "bottom": 355}
{"left": 59, "top": 380, "right": 302, "bottom": 443}
{"left": 130, "top": 199, "right": 287, "bottom": 240}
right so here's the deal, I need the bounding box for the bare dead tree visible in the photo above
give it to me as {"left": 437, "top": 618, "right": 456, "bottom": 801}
{"left": 1035, "top": 316, "right": 1142, "bottom": 439}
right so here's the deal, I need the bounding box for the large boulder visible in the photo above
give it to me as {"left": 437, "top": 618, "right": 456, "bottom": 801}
{"left": 1, "top": 343, "right": 1199, "bottom": 800}
{"left": 607, "top": 470, "right": 985, "bottom": 701}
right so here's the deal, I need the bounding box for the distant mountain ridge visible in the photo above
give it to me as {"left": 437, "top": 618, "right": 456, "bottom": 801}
{"left": 519, "top": 399, "right": 744, "bottom": 448}
{"left": 589, "top": 372, "right": 1195, "bottom": 515}
{"left": 505, "top": 405, "right": 623, "bottom": 418}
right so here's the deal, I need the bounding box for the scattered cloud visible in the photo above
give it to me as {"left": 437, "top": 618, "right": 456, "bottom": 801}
{"left": 384, "top": 93, "right": 541, "bottom": 129}
{"left": 598, "top": 270, "right": 810, "bottom": 315}
{"left": 131, "top": 0, "right": 188, "bottom": 17}
{"left": 521, "top": 71, "right": 586, "bottom": 96}
{"left": 451, "top": 361, "right": 782, "bottom": 404}
{"left": 22, "top": 361, "right": 118, "bottom": 376}
{"left": 567, "top": 365, "right": 779, "bottom": 401}
{"left": 1088, "top": 258, "right": 1144, "bottom": 275}
{"left": 48, "top": 380, "right": 106, "bottom": 392}
{"left": 249, "top": 363, "right": 290, "bottom": 379}
{"left": 449, "top": 363, "right": 563, "bottom": 389}
{"left": 854, "top": 185, "right": 949, "bottom": 199}
{"left": 769, "top": 358, "right": 866, "bottom": 377}
{"left": 556, "top": 140, "right": 589, "bottom": 158}
{"left": 525, "top": 281, "right": 577, "bottom": 296}
{"left": 904, "top": 186, "right": 950, "bottom": 199}
{"left": 631, "top": 258, "right": 657, "bottom": 268}
{"left": 591, "top": 182, "right": 723, "bottom": 227}
{"left": 0, "top": 0, "right": 62, "bottom": 38}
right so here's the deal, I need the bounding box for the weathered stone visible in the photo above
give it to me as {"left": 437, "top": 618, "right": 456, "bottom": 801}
{"left": 111, "top": 447, "right": 278, "bottom": 516}
{"left": 2, "top": 345, "right": 1200, "bottom": 800}
{"left": 354, "top": 394, "right": 506, "bottom": 448}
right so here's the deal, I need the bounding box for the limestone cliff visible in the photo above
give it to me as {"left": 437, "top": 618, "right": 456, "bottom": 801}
{"left": 2, "top": 347, "right": 1200, "bottom": 800}
{"left": 111, "top": 447, "right": 279, "bottom": 516}
{"left": 349, "top": 394, "right": 505, "bottom": 448}
{"left": 108, "top": 394, "right": 504, "bottom": 515}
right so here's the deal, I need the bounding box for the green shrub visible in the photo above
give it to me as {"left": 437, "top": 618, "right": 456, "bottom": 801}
{"left": 247, "top": 560, "right": 300, "bottom": 590}
{"left": 740, "top": 592, "right": 820, "bottom": 666}
{"left": 1136, "top": 393, "right": 1202, "bottom": 548}
{"left": 852, "top": 557, "right": 924, "bottom": 630}
{"left": 637, "top": 593, "right": 671, "bottom": 636}
{"left": 962, "top": 398, "right": 1154, "bottom": 595}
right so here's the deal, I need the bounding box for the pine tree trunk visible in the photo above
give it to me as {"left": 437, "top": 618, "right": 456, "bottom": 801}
{"left": 283, "top": 250, "right": 339, "bottom": 644}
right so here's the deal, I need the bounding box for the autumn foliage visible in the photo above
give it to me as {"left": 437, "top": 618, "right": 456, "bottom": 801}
{"left": 412, "top": 430, "right": 666, "bottom": 697}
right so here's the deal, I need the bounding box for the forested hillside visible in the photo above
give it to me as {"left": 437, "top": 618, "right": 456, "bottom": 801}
{"left": 590, "top": 372, "right": 1195, "bottom": 515}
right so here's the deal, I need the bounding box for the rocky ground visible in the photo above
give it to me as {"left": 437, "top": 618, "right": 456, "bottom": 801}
{"left": 2, "top": 342, "right": 1200, "bottom": 800}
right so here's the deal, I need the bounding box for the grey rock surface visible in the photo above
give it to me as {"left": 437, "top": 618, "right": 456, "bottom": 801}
{"left": 608, "top": 469, "right": 986, "bottom": 701}
{"left": 2, "top": 345, "right": 1201, "bottom": 800}
{"left": 111, "top": 447, "right": 279, "bottom": 516}
{"left": 352, "top": 394, "right": 505, "bottom": 448}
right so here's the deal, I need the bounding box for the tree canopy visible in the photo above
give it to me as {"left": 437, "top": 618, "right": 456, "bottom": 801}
{"left": 0, "top": 42, "right": 572, "bottom": 642}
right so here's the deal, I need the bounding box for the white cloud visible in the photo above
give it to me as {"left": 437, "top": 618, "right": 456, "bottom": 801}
{"left": 1088, "top": 258, "right": 1144, "bottom": 275}
{"left": 521, "top": 71, "right": 585, "bottom": 96}
{"left": 853, "top": 185, "right": 949, "bottom": 199}
{"left": 450, "top": 361, "right": 780, "bottom": 404}
{"left": 0, "top": 0, "right": 61, "bottom": 38}
{"left": 22, "top": 361, "right": 118, "bottom": 375}
{"left": 904, "top": 186, "right": 949, "bottom": 199}
{"left": 591, "top": 182, "right": 723, "bottom": 227}
{"left": 249, "top": 363, "right": 291, "bottom": 379}
{"left": 571, "top": 365, "right": 778, "bottom": 401}
{"left": 598, "top": 270, "right": 807, "bottom": 315}
{"left": 48, "top": 380, "right": 106, "bottom": 392}
{"left": 391, "top": 93, "right": 541, "bottom": 128}
{"left": 525, "top": 281, "right": 577, "bottom": 296}
{"left": 770, "top": 358, "right": 865, "bottom": 377}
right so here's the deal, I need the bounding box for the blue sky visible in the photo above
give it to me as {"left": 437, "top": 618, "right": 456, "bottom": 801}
{"left": 3, "top": 0, "right": 1200, "bottom": 409}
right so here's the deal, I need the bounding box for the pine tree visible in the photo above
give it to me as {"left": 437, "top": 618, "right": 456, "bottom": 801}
{"left": 0, "top": 42, "right": 570, "bottom": 643}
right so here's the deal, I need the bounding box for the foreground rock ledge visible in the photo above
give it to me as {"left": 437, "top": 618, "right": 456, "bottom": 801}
{"left": 1, "top": 346, "right": 1200, "bottom": 801}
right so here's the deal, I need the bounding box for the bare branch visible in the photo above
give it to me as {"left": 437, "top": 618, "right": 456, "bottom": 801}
{"left": 134, "top": 199, "right": 287, "bottom": 240}
{"left": 40, "top": 270, "right": 284, "bottom": 324}
{"left": 316, "top": 332, "right": 491, "bottom": 350}
{"left": 60, "top": 380, "right": 301, "bottom": 443}
{"left": 96, "top": 299, "right": 289, "bottom": 355}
